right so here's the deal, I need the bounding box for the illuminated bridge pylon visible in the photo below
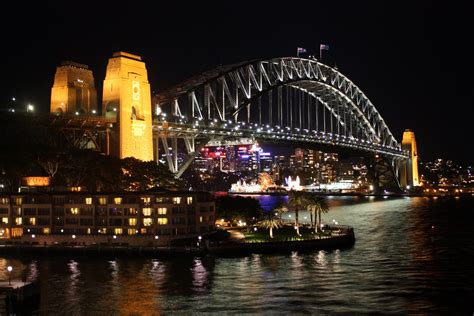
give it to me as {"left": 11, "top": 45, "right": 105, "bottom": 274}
{"left": 153, "top": 57, "right": 409, "bottom": 191}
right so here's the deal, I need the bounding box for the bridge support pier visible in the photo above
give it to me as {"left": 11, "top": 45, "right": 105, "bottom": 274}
{"left": 366, "top": 155, "right": 402, "bottom": 194}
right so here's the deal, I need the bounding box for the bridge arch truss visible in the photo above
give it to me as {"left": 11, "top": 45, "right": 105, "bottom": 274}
{"left": 154, "top": 57, "right": 407, "bottom": 180}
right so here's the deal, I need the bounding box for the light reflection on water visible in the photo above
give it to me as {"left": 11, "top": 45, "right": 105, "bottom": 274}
{"left": 1, "top": 196, "right": 473, "bottom": 314}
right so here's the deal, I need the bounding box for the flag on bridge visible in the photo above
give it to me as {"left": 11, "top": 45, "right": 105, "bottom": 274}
{"left": 320, "top": 44, "right": 330, "bottom": 51}
{"left": 297, "top": 47, "right": 307, "bottom": 53}
{"left": 297, "top": 47, "right": 307, "bottom": 57}
{"left": 319, "top": 44, "right": 330, "bottom": 60}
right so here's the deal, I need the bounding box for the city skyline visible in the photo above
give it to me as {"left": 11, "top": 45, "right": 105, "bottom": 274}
{"left": 1, "top": 1, "right": 472, "bottom": 163}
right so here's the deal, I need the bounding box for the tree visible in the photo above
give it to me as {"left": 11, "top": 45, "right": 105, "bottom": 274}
{"left": 121, "top": 157, "right": 186, "bottom": 191}
{"left": 315, "top": 196, "right": 329, "bottom": 232}
{"left": 258, "top": 217, "right": 282, "bottom": 239}
{"left": 287, "top": 190, "right": 307, "bottom": 236}
{"left": 273, "top": 202, "right": 288, "bottom": 220}
{"left": 304, "top": 194, "right": 329, "bottom": 233}
{"left": 215, "top": 195, "right": 263, "bottom": 223}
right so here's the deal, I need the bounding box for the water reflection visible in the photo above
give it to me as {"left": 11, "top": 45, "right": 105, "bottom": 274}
{"left": 1, "top": 196, "right": 473, "bottom": 314}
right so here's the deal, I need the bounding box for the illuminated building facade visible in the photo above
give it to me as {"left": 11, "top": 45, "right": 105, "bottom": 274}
{"left": 0, "top": 191, "right": 215, "bottom": 244}
{"left": 102, "top": 52, "right": 153, "bottom": 161}
{"left": 50, "top": 61, "right": 98, "bottom": 115}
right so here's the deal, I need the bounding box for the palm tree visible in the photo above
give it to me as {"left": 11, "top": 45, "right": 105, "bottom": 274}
{"left": 313, "top": 195, "right": 329, "bottom": 232}
{"left": 273, "top": 202, "right": 288, "bottom": 221}
{"left": 304, "top": 195, "right": 317, "bottom": 229}
{"left": 287, "top": 190, "right": 307, "bottom": 236}
{"left": 258, "top": 218, "right": 282, "bottom": 239}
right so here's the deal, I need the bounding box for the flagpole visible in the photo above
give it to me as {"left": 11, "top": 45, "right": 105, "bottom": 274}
{"left": 319, "top": 46, "right": 322, "bottom": 61}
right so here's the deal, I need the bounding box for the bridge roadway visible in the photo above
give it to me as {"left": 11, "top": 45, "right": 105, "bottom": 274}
{"left": 153, "top": 120, "right": 408, "bottom": 160}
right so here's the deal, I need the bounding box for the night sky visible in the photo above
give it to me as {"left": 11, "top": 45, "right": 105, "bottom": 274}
{"left": 1, "top": 1, "right": 472, "bottom": 164}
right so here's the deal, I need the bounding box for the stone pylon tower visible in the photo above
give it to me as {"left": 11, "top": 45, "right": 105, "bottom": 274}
{"left": 400, "top": 129, "right": 420, "bottom": 188}
{"left": 50, "top": 61, "right": 98, "bottom": 115}
{"left": 102, "top": 52, "right": 153, "bottom": 161}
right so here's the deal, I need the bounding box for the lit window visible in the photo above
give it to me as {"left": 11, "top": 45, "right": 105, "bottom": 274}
{"left": 0, "top": 198, "right": 8, "bottom": 204}
{"left": 129, "top": 218, "right": 137, "bottom": 226}
{"left": 15, "top": 197, "right": 23, "bottom": 205}
{"left": 70, "top": 208, "right": 79, "bottom": 215}
{"left": 155, "top": 197, "right": 164, "bottom": 203}
{"left": 99, "top": 197, "right": 107, "bottom": 205}
{"left": 43, "top": 228, "right": 50, "bottom": 234}
{"left": 114, "top": 197, "right": 122, "bottom": 204}
{"left": 127, "top": 229, "right": 137, "bottom": 235}
{"left": 140, "top": 228, "right": 147, "bottom": 234}
{"left": 15, "top": 217, "right": 22, "bottom": 225}
{"left": 29, "top": 217, "right": 36, "bottom": 225}
{"left": 199, "top": 216, "right": 203, "bottom": 223}
{"left": 186, "top": 197, "right": 193, "bottom": 205}
{"left": 157, "top": 218, "right": 168, "bottom": 225}
{"left": 141, "top": 197, "right": 151, "bottom": 205}
{"left": 142, "top": 208, "right": 152, "bottom": 216}
{"left": 157, "top": 207, "right": 167, "bottom": 215}
{"left": 143, "top": 218, "right": 152, "bottom": 226}
{"left": 85, "top": 197, "right": 92, "bottom": 205}
{"left": 173, "top": 197, "right": 182, "bottom": 204}
{"left": 1, "top": 217, "right": 8, "bottom": 224}
{"left": 114, "top": 228, "right": 123, "bottom": 235}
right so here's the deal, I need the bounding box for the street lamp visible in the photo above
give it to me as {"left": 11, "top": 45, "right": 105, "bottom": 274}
{"left": 7, "top": 266, "right": 12, "bottom": 285}
{"left": 27, "top": 104, "right": 34, "bottom": 112}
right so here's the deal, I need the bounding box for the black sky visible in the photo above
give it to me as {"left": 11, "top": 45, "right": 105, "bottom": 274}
{"left": 1, "top": 1, "right": 472, "bottom": 163}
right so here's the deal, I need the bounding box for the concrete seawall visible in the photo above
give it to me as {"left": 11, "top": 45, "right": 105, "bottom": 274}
{"left": 0, "top": 229, "right": 355, "bottom": 257}
{"left": 207, "top": 229, "right": 356, "bottom": 255}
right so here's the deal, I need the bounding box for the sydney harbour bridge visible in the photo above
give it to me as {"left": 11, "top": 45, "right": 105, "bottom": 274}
{"left": 44, "top": 53, "right": 416, "bottom": 194}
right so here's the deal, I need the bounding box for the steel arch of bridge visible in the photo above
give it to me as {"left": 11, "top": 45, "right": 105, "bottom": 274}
{"left": 154, "top": 57, "right": 408, "bottom": 176}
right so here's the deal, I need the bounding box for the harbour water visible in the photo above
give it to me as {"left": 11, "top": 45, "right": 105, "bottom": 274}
{"left": 1, "top": 196, "right": 473, "bottom": 314}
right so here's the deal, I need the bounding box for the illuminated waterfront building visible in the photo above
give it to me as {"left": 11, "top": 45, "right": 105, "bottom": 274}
{"left": 0, "top": 191, "right": 215, "bottom": 245}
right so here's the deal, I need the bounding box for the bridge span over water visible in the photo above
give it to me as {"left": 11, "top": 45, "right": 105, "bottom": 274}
{"left": 46, "top": 53, "right": 417, "bottom": 193}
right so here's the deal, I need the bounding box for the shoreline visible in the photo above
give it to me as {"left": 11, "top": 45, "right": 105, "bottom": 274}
{"left": 0, "top": 229, "right": 355, "bottom": 257}
{"left": 226, "top": 191, "right": 472, "bottom": 198}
